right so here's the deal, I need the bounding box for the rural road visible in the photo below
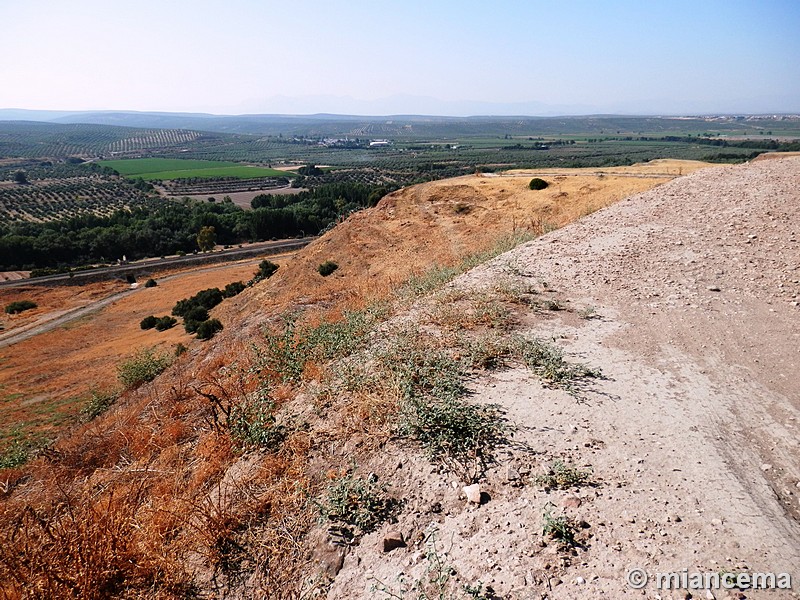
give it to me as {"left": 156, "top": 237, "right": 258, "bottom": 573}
{"left": 0, "top": 237, "right": 314, "bottom": 289}
{"left": 0, "top": 254, "right": 295, "bottom": 350}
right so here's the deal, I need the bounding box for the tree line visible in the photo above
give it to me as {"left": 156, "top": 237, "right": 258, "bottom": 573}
{"left": 0, "top": 182, "right": 391, "bottom": 270}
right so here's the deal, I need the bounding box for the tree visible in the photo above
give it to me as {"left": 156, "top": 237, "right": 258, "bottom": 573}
{"left": 196, "top": 226, "right": 216, "bottom": 252}
{"left": 13, "top": 171, "right": 27, "bottom": 184}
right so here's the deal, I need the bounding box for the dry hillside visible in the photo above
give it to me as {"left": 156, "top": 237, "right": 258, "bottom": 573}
{"left": 7, "top": 157, "right": 796, "bottom": 600}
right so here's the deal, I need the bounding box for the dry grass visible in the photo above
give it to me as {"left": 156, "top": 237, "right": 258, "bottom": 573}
{"left": 0, "top": 161, "right": 718, "bottom": 597}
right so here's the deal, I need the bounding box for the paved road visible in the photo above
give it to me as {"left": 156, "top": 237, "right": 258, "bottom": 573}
{"left": 0, "top": 237, "right": 314, "bottom": 289}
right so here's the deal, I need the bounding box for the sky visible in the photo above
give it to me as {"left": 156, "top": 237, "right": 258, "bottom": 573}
{"left": 1, "top": 0, "right": 799, "bottom": 116}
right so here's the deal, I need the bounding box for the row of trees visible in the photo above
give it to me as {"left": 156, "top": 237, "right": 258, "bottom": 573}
{"left": 0, "top": 183, "right": 391, "bottom": 270}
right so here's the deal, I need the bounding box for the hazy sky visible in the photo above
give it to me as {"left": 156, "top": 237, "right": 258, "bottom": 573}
{"left": 2, "top": 0, "right": 798, "bottom": 116}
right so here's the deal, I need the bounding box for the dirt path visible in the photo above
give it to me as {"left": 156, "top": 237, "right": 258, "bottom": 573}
{"left": 0, "top": 257, "right": 278, "bottom": 349}
{"left": 330, "top": 157, "right": 800, "bottom": 599}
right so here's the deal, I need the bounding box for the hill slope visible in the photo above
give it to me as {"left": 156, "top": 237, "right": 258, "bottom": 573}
{"left": 5, "top": 158, "right": 798, "bottom": 598}
{"left": 328, "top": 156, "right": 800, "bottom": 598}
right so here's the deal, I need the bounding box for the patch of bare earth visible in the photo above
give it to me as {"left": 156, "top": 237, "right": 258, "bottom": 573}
{"left": 328, "top": 157, "right": 800, "bottom": 599}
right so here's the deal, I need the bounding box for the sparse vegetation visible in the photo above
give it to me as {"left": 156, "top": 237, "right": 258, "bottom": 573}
{"left": 117, "top": 347, "right": 173, "bottom": 389}
{"left": 317, "top": 260, "right": 339, "bottom": 277}
{"left": 228, "top": 391, "right": 287, "bottom": 451}
{"left": 4, "top": 300, "right": 37, "bottom": 314}
{"left": 318, "top": 471, "right": 396, "bottom": 539}
{"left": 81, "top": 388, "right": 120, "bottom": 421}
{"left": 144, "top": 278, "right": 158, "bottom": 288}
{"left": 535, "top": 459, "right": 592, "bottom": 489}
{"left": 542, "top": 505, "right": 578, "bottom": 547}
{"left": 514, "top": 335, "right": 602, "bottom": 393}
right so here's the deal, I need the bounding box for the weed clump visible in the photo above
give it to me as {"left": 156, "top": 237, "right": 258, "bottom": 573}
{"left": 81, "top": 388, "right": 120, "bottom": 421}
{"left": 513, "top": 336, "right": 601, "bottom": 393}
{"left": 317, "top": 260, "right": 339, "bottom": 277}
{"left": 384, "top": 336, "right": 507, "bottom": 481}
{"left": 542, "top": 505, "right": 578, "bottom": 547}
{"left": 535, "top": 460, "right": 592, "bottom": 489}
{"left": 117, "top": 347, "right": 173, "bottom": 389}
{"left": 228, "top": 392, "right": 286, "bottom": 451}
{"left": 318, "top": 472, "right": 396, "bottom": 540}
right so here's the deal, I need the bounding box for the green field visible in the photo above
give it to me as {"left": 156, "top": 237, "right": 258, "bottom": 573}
{"left": 98, "top": 158, "right": 293, "bottom": 180}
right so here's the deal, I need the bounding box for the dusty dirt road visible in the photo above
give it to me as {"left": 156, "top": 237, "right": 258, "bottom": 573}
{"left": 330, "top": 157, "right": 800, "bottom": 599}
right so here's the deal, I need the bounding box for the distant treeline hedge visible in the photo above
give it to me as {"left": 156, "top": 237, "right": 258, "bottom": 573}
{"left": 0, "top": 182, "right": 391, "bottom": 270}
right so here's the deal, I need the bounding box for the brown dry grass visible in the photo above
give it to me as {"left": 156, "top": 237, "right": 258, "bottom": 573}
{"left": 0, "top": 259, "right": 277, "bottom": 449}
{"left": 0, "top": 161, "right": 721, "bottom": 598}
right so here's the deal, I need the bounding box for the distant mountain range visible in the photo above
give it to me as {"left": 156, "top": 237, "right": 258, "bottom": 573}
{"left": 0, "top": 108, "right": 793, "bottom": 139}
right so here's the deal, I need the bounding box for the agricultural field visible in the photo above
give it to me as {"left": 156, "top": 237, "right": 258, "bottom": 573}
{"left": 99, "top": 158, "right": 294, "bottom": 180}
{"left": 0, "top": 178, "right": 153, "bottom": 222}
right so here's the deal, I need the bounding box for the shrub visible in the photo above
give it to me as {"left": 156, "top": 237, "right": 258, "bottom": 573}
{"left": 5, "top": 300, "right": 37, "bottom": 314}
{"left": 174, "top": 343, "right": 187, "bottom": 356}
{"left": 529, "top": 177, "right": 549, "bottom": 190}
{"left": 318, "top": 472, "right": 396, "bottom": 538}
{"left": 81, "top": 389, "right": 120, "bottom": 421}
{"left": 183, "top": 306, "right": 209, "bottom": 333}
{"left": 257, "top": 260, "right": 279, "bottom": 279}
{"left": 143, "top": 278, "right": 158, "bottom": 288}
{"left": 117, "top": 348, "right": 172, "bottom": 389}
{"left": 154, "top": 316, "right": 177, "bottom": 331}
{"left": 317, "top": 260, "right": 339, "bottom": 277}
{"left": 196, "top": 318, "right": 223, "bottom": 340}
{"left": 172, "top": 288, "right": 223, "bottom": 317}
{"left": 229, "top": 394, "right": 286, "bottom": 451}
{"left": 222, "top": 281, "right": 245, "bottom": 298}
{"left": 140, "top": 315, "right": 158, "bottom": 330}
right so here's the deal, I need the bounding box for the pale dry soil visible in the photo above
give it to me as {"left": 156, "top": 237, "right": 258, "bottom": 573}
{"left": 328, "top": 158, "right": 800, "bottom": 599}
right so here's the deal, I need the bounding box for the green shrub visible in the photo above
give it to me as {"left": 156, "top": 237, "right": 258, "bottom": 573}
{"left": 318, "top": 472, "right": 396, "bottom": 537}
{"left": 317, "top": 260, "right": 339, "bottom": 277}
{"left": 183, "top": 306, "right": 209, "bottom": 333}
{"left": 229, "top": 394, "right": 286, "bottom": 451}
{"left": 5, "top": 300, "right": 37, "bottom": 314}
{"left": 196, "top": 318, "right": 223, "bottom": 340}
{"left": 174, "top": 343, "right": 188, "bottom": 357}
{"left": 529, "top": 177, "right": 549, "bottom": 190}
{"left": 81, "top": 388, "right": 120, "bottom": 421}
{"left": 154, "top": 316, "right": 177, "bottom": 331}
{"left": 140, "top": 315, "right": 158, "bottom": 330}
{"left": 144, "top": 278, "right": 158, "bottom": 288}
{"left": 222, "top": 281, "right": 245, "bottom": 298}
{"left": 255, "top": 260, "right": 279, "bottom": 281}
{"left": 117, "top": 347, "right": 173, "bottom": 389}
{"left": 172, "top": 288, "right": 223, "bottom": 317}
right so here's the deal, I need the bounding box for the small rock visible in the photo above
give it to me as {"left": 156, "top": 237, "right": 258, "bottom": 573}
{"left": 382, "top": 530, "right": 406, "bottom": 553}
{"left": 711, "top": 518, "right": 723, "bottom": 527}
{"left": 562, "top": 496, "right": 582, "bottom": 509}
{"left": 708, "top": 286, "right": 721, "bottom": 292}
{"left": 574, "top": 576, "right": 585, "bottom": 584}
{"left": 463, "top": 483, "right": 482, "bottom": 504}
{"left": 506, "top": 465, "right": 521, "bottom": 481}
{"left": 761, "top": 463, "right": 772, "bottom": 471}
